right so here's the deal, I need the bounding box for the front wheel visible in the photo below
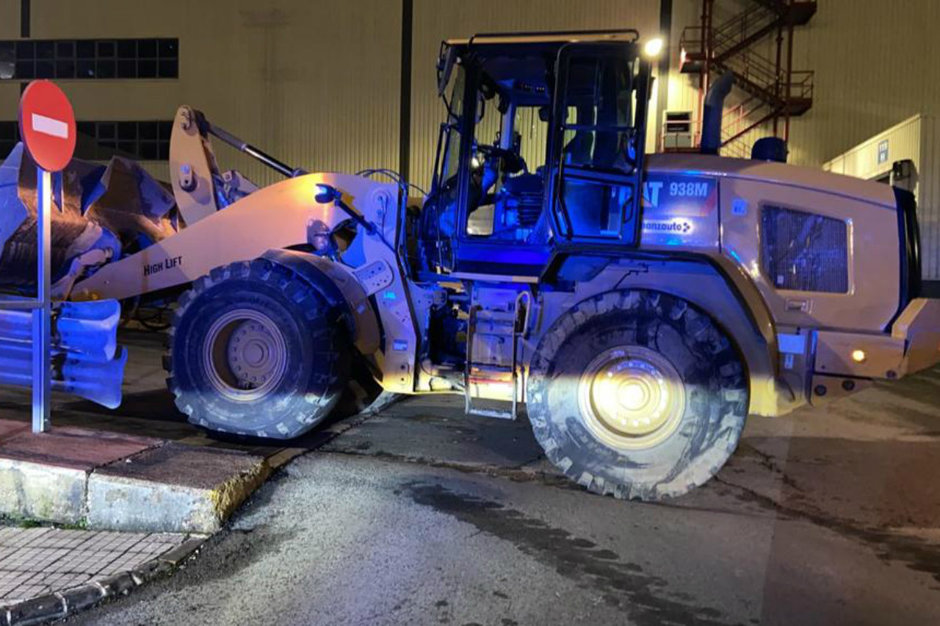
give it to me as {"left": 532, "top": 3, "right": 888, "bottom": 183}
{"left": 165, "top": 258, "right": 350, "bottom": 439}
{"left": 527, "top": 290, "right": 749, "bottom": 500}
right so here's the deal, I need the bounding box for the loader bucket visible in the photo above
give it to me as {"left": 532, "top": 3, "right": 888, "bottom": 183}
{"left": 0, "top": 141, "right": 179, "bottom": 292}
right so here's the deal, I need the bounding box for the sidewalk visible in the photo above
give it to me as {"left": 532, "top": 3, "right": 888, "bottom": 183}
{"left": 0, "top": 329, "right": 350, "bottom": 624}
{"left": 0, "top": 420, "right": 272, "bottom": 534}
{"left": 0, "top": 525, "right": 203, "bottom": 625}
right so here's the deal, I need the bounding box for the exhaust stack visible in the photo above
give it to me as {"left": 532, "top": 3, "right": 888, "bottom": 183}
{"left": 700, "top": 72, "right": 734, "bottom": 155}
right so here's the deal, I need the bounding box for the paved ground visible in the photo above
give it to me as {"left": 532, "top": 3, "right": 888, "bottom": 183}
{"left": 0, "top": 527, "right": 189, "bottom": 606}
{"left": 2, "top": 330, "right": 940, "bottom": 624}
{"left": 40, "top": 329, "right": 939, "bottom": 626}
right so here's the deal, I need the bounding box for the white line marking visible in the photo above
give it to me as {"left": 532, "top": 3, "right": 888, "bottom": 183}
{"left": 31, "top": 113, "right": 69, "bottom": 139}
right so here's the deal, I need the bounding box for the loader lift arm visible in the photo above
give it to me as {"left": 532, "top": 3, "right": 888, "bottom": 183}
{"left": 192, "top": 110, "right": 308, "bottom": 179}
{"left": 170, "top": 105, "right": 309, "bottom": 226}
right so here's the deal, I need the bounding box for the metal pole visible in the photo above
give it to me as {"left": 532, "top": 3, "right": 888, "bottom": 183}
{"left": 398, "top": 0, "right": 413, "bottom": 182}
{"left": 784, "top": 22, "right": 794, "bottom": 142}
{"left": 698, "top": 0, "right": 713, "bottom": 147}
{"left": 655, "top": 0, "right": 673, "bottom": 153}
{"left": 773, "top": 24, "right": 783, "bottom": 136}
{"left": 31, "top": 167, "right": 51, "bottom": 433}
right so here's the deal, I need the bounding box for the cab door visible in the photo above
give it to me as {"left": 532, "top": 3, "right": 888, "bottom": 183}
{"left": 548, "top": 42, "right": 648, "bottom": 249}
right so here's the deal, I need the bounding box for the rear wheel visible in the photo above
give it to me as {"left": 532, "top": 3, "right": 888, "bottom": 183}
{"left": 527, "top": 290, "right": 748, "bottom": 500}
{"left": 165, "top": 258, "right": 350, "bottom": 439}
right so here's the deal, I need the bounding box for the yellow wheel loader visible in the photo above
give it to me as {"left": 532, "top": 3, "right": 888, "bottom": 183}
{"left": 2, "top": 30, "right": 938, "bottom": 499}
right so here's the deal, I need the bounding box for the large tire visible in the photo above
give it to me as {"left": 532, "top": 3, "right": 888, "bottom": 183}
{"left": 527, "top": 290, "right": 748, "bottom": 500}
{"left": 165, "top": 258, "right": 350, "bottom": 439}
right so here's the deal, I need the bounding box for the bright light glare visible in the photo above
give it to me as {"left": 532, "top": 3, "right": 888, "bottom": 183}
{"left": 851, "top": 349, "right": 866, "bottom": 363}
{"left": 644, "top": 37, "right": 665, "bottom": 58}
{"left": 618, "top": 383, "right": 647, "bottom": 411}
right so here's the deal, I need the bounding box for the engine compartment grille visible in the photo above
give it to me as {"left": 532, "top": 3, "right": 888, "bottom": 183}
{"left": 761, "top": 205, "right": 848, "bottom": 294}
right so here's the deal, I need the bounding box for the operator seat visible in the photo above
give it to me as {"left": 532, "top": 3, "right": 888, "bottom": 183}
{"left": 563, "top": 104, "right": 595, "bottom": 166}
{"left": 592, "top": 60, "right": 627, "bottom": 170}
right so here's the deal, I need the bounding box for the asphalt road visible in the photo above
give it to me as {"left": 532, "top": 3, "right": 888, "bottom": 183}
{"left": 54, "top": 343, "right": 940, "bottom": 626}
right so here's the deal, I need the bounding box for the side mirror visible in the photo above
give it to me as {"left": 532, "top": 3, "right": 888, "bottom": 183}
{"left": 314, "top": 184, "right": 339, "bottom": 204}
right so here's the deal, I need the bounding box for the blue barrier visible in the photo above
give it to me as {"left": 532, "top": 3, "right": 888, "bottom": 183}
{"left": 0, "top": 300, "right": 119, "bottom": 362}
{"left": 0, "top": 298, "right": 126, "bottom": 408}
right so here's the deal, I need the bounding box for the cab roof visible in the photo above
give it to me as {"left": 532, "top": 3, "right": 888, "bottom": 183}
{"left": 443, "top": 29, "right": 639, "bottom": 51}
{"left": 439, "top": 29, "right": 641, "bottom": 105}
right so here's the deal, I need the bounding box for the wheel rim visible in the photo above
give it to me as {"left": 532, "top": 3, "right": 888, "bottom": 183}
{"left": 203, "top": 309, "right": 289, "bottom": 402}
{"left": 577, "top": 345, "right": 686, "bottom": 450}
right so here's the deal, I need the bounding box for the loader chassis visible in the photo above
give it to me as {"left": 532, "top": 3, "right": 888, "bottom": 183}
{"left": 4, "top": 30, "right": 937, "bottom": 499}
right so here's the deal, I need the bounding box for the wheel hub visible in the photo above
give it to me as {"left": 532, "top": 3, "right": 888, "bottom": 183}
{"left": 578, "top": 346, "right": 685, "bottom": 450}
{"left": 204, "top": 309, "right": 288, "bottom": 402}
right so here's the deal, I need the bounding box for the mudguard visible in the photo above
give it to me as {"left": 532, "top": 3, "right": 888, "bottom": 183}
{"left": 261, "top": 249, "right": 381, "bottom": 357}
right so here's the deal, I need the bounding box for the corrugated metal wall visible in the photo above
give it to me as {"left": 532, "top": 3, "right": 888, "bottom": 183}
{"left": 409, "top": 0, "right": 660, "bottom": 191}
{"left": 3, "top": 1, "right": 660, "bottom": 190}
{"left": 787, "top": 0, "right": 940, "bottom": 167}
{"left": 5, "top": 1, "right": 936, "bottom": 192}
{"left": 822, "top": 115, "right": 922, "bottom": 180}
{"left": 922, "top": 116, "right": 940, "bottom": 280}
{"left": 0, "top": 2, "right": 20, "bottom": 121}
{"left": 821, "top": 115, "right": 940, "bottom": 278}
{"left": 665, "top": 0, "right": 701, "bottom": 119}
{"left": 9, "top": 0, "right": 402, "bottom": 186}
{"left": 667, "top": 0, "right": 940, "bottom": 169}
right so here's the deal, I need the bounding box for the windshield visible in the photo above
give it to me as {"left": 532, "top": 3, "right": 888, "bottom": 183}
{"left": 559, "top": 53, "right": 636, "bottom": 172}
{"left": 438, "top": 66, "right": 466, "bottom": 187}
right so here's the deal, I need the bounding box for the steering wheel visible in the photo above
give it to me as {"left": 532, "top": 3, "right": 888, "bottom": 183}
{"left": 476, "top": 144, "right": 526, "bottom": 175}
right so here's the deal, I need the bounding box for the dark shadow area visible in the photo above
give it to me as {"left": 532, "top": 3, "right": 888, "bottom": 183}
{"left": 324, "top": 395, "right": 546, "bottom": 470}
{"left": 921, "top": 280, "right": 940, "bottom": 298}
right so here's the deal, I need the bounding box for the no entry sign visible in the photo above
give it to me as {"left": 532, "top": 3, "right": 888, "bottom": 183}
{"left": 12, "top": 80, "right": 76, "bottom": 434}
{"left": 18, "top": 80, "right": 76, "bottom": 172}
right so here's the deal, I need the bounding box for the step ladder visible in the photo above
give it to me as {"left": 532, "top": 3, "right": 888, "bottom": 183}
{"left": 464, "top": 291, "right": 531, "bottom": 419}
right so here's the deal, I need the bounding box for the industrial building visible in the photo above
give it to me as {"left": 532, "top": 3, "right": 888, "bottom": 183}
{"left": 2, "top": 2, "right": 940, "bottom": 624}
{"left": 2, "top": 1, "right": 938, "bottom": 276}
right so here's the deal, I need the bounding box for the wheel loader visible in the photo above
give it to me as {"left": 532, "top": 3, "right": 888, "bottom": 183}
{"left": 2, "top": 29, "right": 939, "bottom": 500}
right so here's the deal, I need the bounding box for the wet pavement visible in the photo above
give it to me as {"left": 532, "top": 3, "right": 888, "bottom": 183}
{"left": 1, "top": 330, "right": 939, "bottom": 624}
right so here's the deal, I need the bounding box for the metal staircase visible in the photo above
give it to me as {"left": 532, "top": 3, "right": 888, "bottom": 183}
{"left": 676, "top": 0, "right": 816, "bottom": 154}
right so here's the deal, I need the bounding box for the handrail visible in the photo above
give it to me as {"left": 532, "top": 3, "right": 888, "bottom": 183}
{"left": 671, "top": 0, "right": 815, "bottom": 156}
{"left": 467, "top": 28, "right": 639, "bottom": 47}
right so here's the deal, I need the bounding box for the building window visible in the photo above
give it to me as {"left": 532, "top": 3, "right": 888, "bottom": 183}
{"left": 0, "top": 120, "right": 172, "bottom": 162}
{"left": 0, "top": 38, "right": 178, "bottom": 80}
{"left": 0, "top": 122, "right": 18, "bottom": 159}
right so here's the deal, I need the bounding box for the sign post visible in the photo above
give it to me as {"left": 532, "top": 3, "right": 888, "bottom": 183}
{"left": 17, "top": 80, "right": 76, "bottom": 433}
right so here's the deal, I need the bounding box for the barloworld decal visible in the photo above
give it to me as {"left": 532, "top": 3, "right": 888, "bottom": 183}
{"left": 644, "top": 219, "right": 693, "bottom": 234}
{"left": 640, "top": 174, "right": 718, "bottom": 247}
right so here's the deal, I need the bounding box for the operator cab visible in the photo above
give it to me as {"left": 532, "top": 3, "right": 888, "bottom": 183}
{"left": 421, "top": 30, "right": 655, "bottom": 279}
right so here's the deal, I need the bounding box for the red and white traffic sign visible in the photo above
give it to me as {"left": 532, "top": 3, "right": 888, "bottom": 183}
{"left": 18, "top": 80, "right": 76, "bottom": 172}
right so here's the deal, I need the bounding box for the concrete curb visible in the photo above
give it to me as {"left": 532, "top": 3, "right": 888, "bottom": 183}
{"left": 85, "top": 444, "right": 272, "bottom": 533}
{"left": 0, "top": 537, "right": 205, "bottom": 626}
{"left": 0, "top": 433, "right": 271, "bottom": 533}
